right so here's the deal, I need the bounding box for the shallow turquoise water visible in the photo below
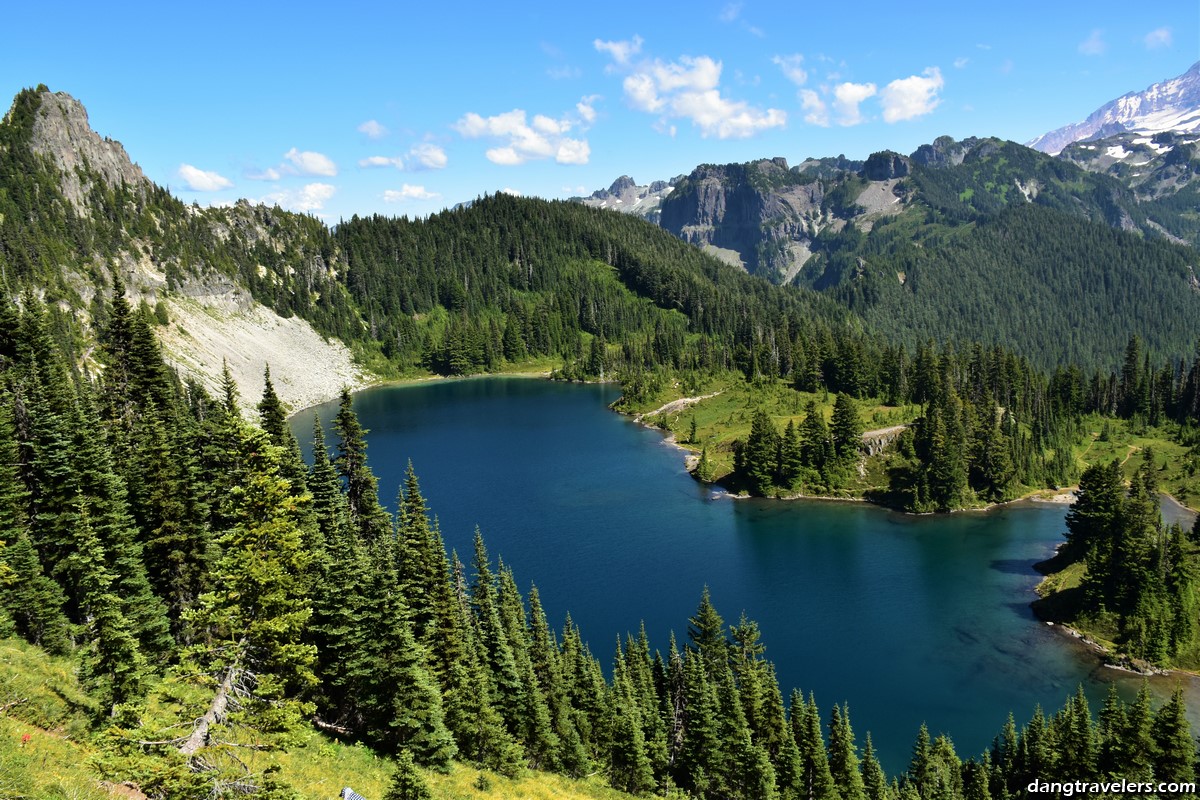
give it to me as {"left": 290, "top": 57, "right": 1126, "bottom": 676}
{"left": 292, "top": 377, "right": 1199, "bottom": 773}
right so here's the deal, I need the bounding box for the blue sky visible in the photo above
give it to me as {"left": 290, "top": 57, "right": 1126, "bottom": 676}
{"left": 3, "top": 2, "right": 1196, "bottom": 220}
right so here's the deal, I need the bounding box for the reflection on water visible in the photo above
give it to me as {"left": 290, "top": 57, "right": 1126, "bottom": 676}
{"left": 292, "top": 377, "right": 1199, "bottom": 774}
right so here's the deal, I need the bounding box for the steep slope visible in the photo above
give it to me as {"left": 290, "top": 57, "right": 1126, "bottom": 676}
{"left": 0, "top": 86, "right": 373, "bottom": 410}
{"left": 1028, "top": 61, "right": 1200, "bottom": 155}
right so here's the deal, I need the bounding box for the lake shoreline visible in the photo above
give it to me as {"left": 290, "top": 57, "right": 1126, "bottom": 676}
{"left": 286, "top": 368, "right": 554, "bottom": 421}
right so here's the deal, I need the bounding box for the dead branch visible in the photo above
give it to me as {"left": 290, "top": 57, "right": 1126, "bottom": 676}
{"left": 0, "top": 697, "right": 28, "bottom": 714}
{"left": 179, "top": 666, "right": 237, "bottom": 756}
{"left": 311, "top": 716, "right": 353, "bottom": 736}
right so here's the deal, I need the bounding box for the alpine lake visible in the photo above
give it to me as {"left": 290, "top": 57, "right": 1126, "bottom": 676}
{"left": 292, "top": 376, "right": 1200, "bottom": 774}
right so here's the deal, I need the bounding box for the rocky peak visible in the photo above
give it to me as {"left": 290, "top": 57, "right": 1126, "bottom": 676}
{"left": 605, "top": 175, "right": 637, "bottom": 196}
{"left": 910, "top": 136, "right": 968, "bottom": 168}
{"left": 862, "top": 151, "right": 910, "bottom": 180}
{"left": 572, "top": 174, "right": 680, "bottom": 222}
{"left": 23, "top": 88, "right": 150, "bottom": 212}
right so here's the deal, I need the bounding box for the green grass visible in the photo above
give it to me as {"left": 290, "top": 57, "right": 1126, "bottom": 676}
{"left": 1067, "top": 415, "right": 1199, "bottom": 510}
{"left": 0, "top": 637, "right": 642, "bottom": 800}
{"left": 622, "top": 373, "right": 921, "bottom": 497}
{"left": 0, "top": 638, "right": 105, "bottom": 800}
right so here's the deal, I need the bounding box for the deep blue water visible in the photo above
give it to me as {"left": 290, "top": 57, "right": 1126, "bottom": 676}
{"left": 291, "top": 376, "right": 1200, "bottom": 774}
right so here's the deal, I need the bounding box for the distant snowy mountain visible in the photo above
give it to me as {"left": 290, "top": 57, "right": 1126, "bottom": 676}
{"left": 1028, "top": 62, "right": 1200, "bottom": 155}
{"left": 570, "top": 175, "right": 680, "bottom": 223}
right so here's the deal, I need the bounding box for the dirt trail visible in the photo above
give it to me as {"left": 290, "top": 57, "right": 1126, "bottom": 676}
{"left": 636, "top": 391, "right": 723, "bottom": 421}
{"left": 1120, "top": 444, "right": 1141, "bottom": 466}
{"left": 861, "top": 424, "right": 907, "bottom": 439}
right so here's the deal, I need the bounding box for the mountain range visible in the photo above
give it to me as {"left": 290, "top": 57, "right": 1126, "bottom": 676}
{"left": 2, "top": 65, "right": 1200, "bottom": 409}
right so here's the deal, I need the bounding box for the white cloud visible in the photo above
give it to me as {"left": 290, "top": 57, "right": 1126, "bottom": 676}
{"left": 670, "top": 89, "right": 786, "bottom": 138}
{"left": 359, "top": 155, "right": 405, "bottom": 168}
{"left": 718, "top": 2, "right": 742, "bottom": 22}
{"left": 1144, "top": 27, "right": 1172, "bottom": 50}
{"left": 880, "top": 67, "right": 944, "bottom": 123}
{"left": 605, "top": 47, "right": 787, "bottom": 139}
{"left": 177, "top": 164, "right": 233, "bottom": 192}
{"left": 485, "top": 147, "right": 523, "bottom": 165}
{"left": 576, "top": 96, "right": 599, "bottom": 124}
{"left": 454, "top": 102, "right": 592, "bottom": 165}
{"left": 800, "top": 89, "right": 829, "bottom": 126}
{"left": 773, "top": 54, "right": 808, "bottom": 86}
{"left": 383, "top": 184, "right": 440, "bottom": 202}
{"left": 357, "top": 119, "right": 387, "bottom": 139}
{"left": 594, "top": 35, "right": 643, "bottom": 67}
{"left": 500, "top": 187, "right": 521, "bottom": 196}
{"left": 246, "top": 167, "right": 281, "bottom": 181}
{"left": 356, "top": 143, "right": 447, "bottom": 172}
{"left": 547, "top": 65, "right": 582, "bottom": 80}
{"left": 953, "top": 57, "right": 969, "bottom": 69}
{"left": 409, "top": 143, "right": 447, "bottom": 170}
{"left": 556, "top": 138, "right": 591, "bottom": 165}
{"left": 284, "top": 147, "right": 337, "bottom": 176}
{"left": 833, "top": 82, "right": 876, "bottom": 126}
{"left": 1078, "top": 29, "right": 1106, "bottom": 56}
{"left": 651, "top": 55, "right": 721, "bottom": 93}
{"left": 259, "top": 182, "right": 336, "bottom": 213}
{"left": 624, "top": 73, "right": 664, "bottom": 112}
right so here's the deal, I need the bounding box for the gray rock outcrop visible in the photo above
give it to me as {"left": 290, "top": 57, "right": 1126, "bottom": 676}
{"left": 27, "top": 91, "right": 150, "bottom": 213}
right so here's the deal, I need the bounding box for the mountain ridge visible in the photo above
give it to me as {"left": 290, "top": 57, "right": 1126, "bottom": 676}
{"left": 0, "top": 86, "right": 373, "bottom": 412}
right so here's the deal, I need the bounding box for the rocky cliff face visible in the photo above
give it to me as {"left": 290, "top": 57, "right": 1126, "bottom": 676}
{"left": 26, "top": 91, "right": 150, "bottom": 213}
{"left": 657, "top": 158, "right": 833, "bottom": 281}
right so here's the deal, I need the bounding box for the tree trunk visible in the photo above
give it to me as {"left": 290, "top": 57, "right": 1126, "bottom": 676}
{"left": 179, "top": 667, "right": 236, "bottom": 756}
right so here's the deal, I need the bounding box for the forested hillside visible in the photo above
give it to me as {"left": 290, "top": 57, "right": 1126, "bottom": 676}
{"left": 791, "top": 141, "right": 1200, "bottom": 370}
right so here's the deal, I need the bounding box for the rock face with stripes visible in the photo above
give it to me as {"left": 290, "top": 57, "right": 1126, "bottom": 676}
{"left": 862, "top": 425, "right": 906, "bottom": 457}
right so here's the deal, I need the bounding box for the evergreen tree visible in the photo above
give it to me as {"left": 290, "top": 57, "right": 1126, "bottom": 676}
{"left": 361, "top": 546, "right": 456, "bottom": 769}
{"left": 0, "top": 530, "right": 71, "bottom": 654}
{"left": 332, "top": 388, "right": 390, "bottom": 542}
{"left": 676, "top": 650, "right": 724, "bottom": 797}
{"left": 830, "top": 704, "right": 866, "bottom": 800}
{"left": 799, "top": 400, "right": 831, "bottom": 473}
{"left": 307, "top": 417, "right": 348, "bottom": 547}
{"left": 258, "top": 365, "right": 310, "bottom": 495}
{"left": 779, "top": 420, "right": 803, "bottom": 488}
{"left": 1120, "top": 684, "right": 1156, "bottom": 781}
{"left": 178, "top": 424, "right": 316, "bottom": 761}
{"left": 497, "top": 564, "right": 559, "bottom": 769}
{"left": 861, "top": 733, "right": 889, "bottom": 800}
{"left": 744, "top": 409, "right": 781, "bottom": 495}
{"left": 470, "top": 532, "right": 532, "bottom": 761}
{"left": 609, "top": 657, "right": 656, "bottom": 794}
{"left": 382, "top": 750, "right": 433, "bottom": 800}
{"left": 794, "top": 693, "right": 836, "bottom": 800}
{"left": 1151, "top": 687, "right": 1196, "bottom": 784}
{"left": 830, "top": 393, "right": 863, "bottom": 463}
{"left": 68, "top": 497, "right": 147, "bottom": 711}
{"left": 687, "top": 587, "right": 729, "bottom": 677}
